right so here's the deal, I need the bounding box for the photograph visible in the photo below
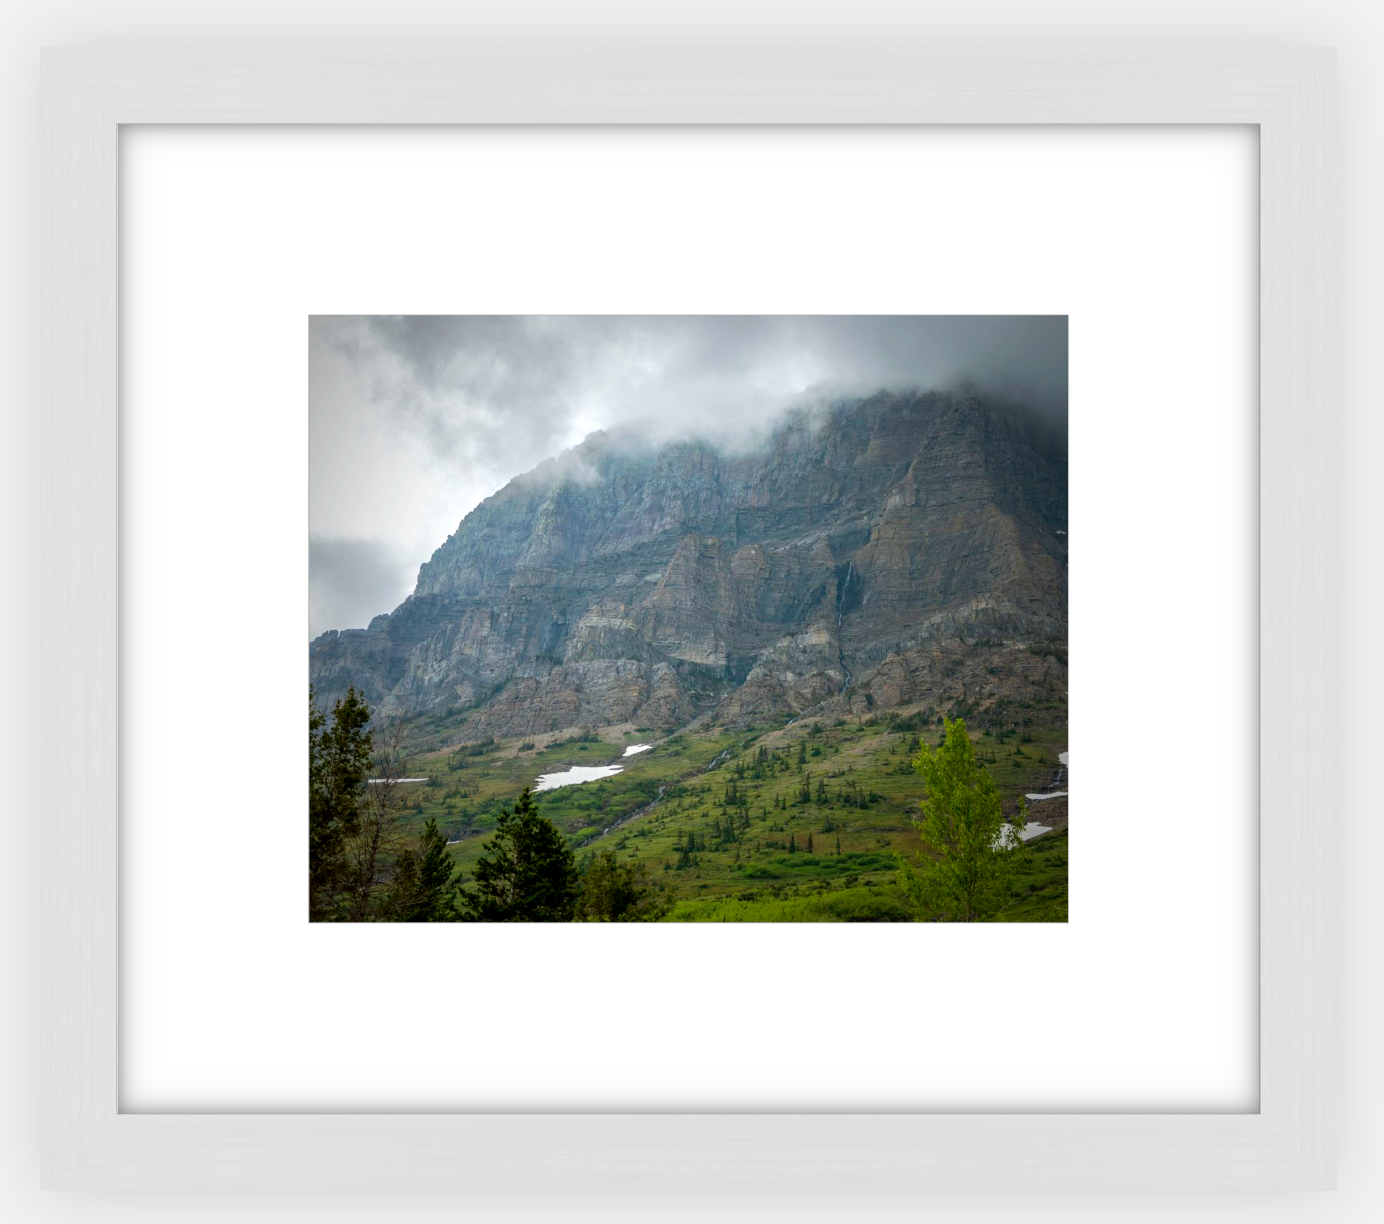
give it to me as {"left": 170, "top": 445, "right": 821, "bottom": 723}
{"left": 308, "top": 315, "right": 1069, "bottom": 922}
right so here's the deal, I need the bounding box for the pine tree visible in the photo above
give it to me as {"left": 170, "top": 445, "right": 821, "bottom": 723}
{"left": 386, "top": 818, "right": 460, "bottom": 921}
{"left": 806, "top": 831, "right": 814, "bottom": 853}
{"left": 575, "top": 850, "right": 671, "bottom": 922}
{"left": 308, "top": 685, "right": 373, "bottom": 921}
{"left": 460, "top": 788, "right": 579, "bottom": 921}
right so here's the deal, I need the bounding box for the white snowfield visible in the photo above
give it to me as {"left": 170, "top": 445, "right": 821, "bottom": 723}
{"left": 534, "top": 764, "right": 624, "bottom": 792}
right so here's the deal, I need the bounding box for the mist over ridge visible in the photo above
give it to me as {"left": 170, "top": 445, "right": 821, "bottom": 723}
{"left": 310, "top": 381, "right": 1067, "bottom": 745}
{"left": 309, "top": 316, "right": 1067, "bottom": 638}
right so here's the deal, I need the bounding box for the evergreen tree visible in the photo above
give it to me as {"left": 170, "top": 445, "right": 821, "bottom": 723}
{"left": 575, "top": 850, "right": 671, "bottom": 922}
{"left": 308, "top": 685, "right": 373, "bottom": 921}
{"left": 386, "top": 847, "right": 419, "bottom": 915}
{"left": 387, "top": 818, "right": 460, "bottom": 921}
{"left": 895, "top": 717, "right": 1021, "bottom": 922}
{"left": 461, "top": 789, "right": 579, "bottom": 921}
{"left": 806, "top": 831, "right": 814, "bottom": 853}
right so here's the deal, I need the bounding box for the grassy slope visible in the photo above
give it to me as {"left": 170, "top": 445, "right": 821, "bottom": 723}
{"left": 379, "top": 700, "right": 1069, "bottom": 923}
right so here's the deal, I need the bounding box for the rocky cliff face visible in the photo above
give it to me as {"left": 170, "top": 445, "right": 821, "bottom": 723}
{"left": 309, "top": 390, "right": 1067, "bottom": 736}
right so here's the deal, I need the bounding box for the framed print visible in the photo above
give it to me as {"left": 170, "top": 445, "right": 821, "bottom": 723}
{"left": 40, "top": 46, "right": 1333, "bottom": 1191}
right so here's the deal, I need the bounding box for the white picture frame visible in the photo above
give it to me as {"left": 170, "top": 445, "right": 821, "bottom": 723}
{"left": 40, "top": 46, "right": 1334, "bottom": 1192}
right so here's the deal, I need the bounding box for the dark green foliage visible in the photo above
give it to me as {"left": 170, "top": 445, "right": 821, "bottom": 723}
{"left": 460, "top": 789, "right": 579, "bottom": 921}
{"left": 308, "top": 685, "right": 373, "bottom": 921}
{"left": 312, "top": 684, "right": 1064, "bottom": 923}
{"left": 386, "top": 818, "right": 460, "bottom": 921}
{"left": 575, "top": 850, "right": 672, "bottom": 922}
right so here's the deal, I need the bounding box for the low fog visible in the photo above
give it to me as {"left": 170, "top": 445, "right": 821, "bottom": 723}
{"left": 310, "top": 315, "right": 1067, "bottom": 638}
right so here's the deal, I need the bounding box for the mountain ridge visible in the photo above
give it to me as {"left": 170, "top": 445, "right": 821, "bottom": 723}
{"left": 309, "top": 389, "right": 1067, "bottom": 737}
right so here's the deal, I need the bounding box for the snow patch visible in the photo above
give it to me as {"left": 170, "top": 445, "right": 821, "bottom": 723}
{"left": 534, "top": 764, "right": 624, "bottom": 792}
{"left": 994, "top": 821, "right": 1052, "bottom": 848}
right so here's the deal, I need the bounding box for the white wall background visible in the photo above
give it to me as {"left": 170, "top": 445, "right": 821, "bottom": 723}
{"left": 2, "top": 2, "right": 1377, "bottom": 1222}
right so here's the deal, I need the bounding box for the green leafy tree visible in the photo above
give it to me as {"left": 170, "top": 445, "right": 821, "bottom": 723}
{"left": 309, "top": 685, "right": 373, "bottom": 921}
{"left": 387, "top": 818, "right": 460, "bottom": 921}
{"left": 575, "top": 850, "right": 672, "bottom": 922}
{"left": 896, "top": 716, "right": 1023, "bottom": 922}
{"left": 461, "top": 789, "right": 579, "bottom": 921}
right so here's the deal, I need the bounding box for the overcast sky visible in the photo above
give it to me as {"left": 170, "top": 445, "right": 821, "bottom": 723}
{"left": 309, "top": 315, "right": 1067, "bottom": 639}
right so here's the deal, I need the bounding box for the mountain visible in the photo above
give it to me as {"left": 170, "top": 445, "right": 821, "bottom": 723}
{"left": 309, "top": 390, "right": 1068, "bottom": 737}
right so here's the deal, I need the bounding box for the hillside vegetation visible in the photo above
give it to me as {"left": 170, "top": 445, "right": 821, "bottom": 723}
{"left": 370, "top": 698, "right": 1068, "bottom": 922}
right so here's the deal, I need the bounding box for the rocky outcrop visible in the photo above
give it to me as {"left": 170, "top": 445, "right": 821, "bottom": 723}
{"left": 309, "top": 390, "right": 1067, "bottom": 737}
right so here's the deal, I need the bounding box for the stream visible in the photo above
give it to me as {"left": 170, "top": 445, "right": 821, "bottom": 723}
{"left": 1025, "top": 750, "right": 1069, "bottom": 802}
{"left": 997, "top": 749, "right": 1069, "bottom": 847}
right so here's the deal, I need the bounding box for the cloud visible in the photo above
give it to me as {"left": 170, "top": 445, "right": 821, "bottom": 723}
{"left": 309, "top": 536, "right": 417, "bottom": 639}
{"left": 309, "top": 315, "right": 1066, "bottom": 635}
{"left": 322, "top": 315, "right": 1065, "bottom": 456}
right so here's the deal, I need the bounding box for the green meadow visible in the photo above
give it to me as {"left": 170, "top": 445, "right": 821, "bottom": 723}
{"left": 378, "top": 702, "right": 1069, "bottom": 922}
